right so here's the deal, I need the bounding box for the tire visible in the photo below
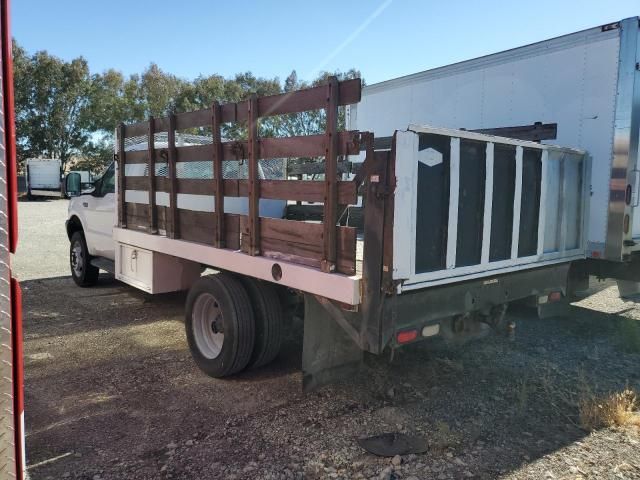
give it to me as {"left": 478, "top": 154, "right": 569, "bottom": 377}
{"left": 70, "top": 231, "right": 99, "bottom": 287}
{"left": 185, "top": 273, "right": 255, "bottom": 377}
{"left": 239, "top": 276, "right": 284, "bottom": 368}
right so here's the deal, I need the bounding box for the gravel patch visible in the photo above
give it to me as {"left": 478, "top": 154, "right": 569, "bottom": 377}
{"left": 16, "top": 195, "right": 640, "bottom": 480}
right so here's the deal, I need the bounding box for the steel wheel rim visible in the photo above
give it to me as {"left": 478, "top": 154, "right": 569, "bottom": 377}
{"left": 71, "top": 241, "right": 84, "bottom": 277}
{"left": 192, "top": 292, "right": 225, "bottom": 360}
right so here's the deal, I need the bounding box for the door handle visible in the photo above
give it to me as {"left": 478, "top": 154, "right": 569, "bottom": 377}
{"left": 82, "top": 202, "right": 88, "bottom": 207}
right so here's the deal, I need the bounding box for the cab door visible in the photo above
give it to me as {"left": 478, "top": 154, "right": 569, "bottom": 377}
{"left": 82, "top": 163, "right": 116, "bottom": 259}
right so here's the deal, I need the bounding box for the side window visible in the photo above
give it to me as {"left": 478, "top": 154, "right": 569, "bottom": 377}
{"left": 98, "top": 163, "right": 115, "bottom": 197}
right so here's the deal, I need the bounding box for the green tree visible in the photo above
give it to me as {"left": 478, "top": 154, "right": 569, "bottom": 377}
{"left": 13, "top": 41, "right": 95, "bottom": 170}
{"left": 13, "top": 37, "right": 362, "bottom": 174}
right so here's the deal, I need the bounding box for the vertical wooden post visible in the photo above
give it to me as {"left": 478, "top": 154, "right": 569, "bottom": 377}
{"left": 117, "top": 123, "right": 127, "bottom": 228}
{"left": 212, "top": 101, "right": 225, "bottom": 248}
{"left": 247, "top": 94, "right": 260, "bottom": 255}
{"left": 147, "top": 116, "right": 157, "bottom": 233}
{"left": 167, "top": 113, "right": 179, "bottom": 239}
{"left": 322, "top": 76, "right": 339, "bottom": 272}
{"left": 361, "top": 137, "right": 388, "bottom": 353}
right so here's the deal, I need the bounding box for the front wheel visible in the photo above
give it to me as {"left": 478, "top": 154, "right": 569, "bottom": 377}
{"left": 70, "top": 231, "right": 99, "bottom": 287}
{"left": 185, "top": 274, "right": 255, "bottom": 377}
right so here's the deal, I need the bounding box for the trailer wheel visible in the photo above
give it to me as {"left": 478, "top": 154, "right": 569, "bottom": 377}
{"left": 185, "top": 274, "right": 255, "bottom": 377}
{"left": 69, "top": 231, "right": 99, "bottom": 287}
{"left": 239, "top": 276, "right": 284, "bottom": 368}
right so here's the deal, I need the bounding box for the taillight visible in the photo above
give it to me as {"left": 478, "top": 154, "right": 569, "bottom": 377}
{"left": 396, "top": 329, "right": 418, "bottom": 344}
{"left": 548, "top": 291, "right": 562, "bottom": 302}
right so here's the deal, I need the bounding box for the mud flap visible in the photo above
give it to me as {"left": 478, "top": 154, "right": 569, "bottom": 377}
{"left": 616, "top": 280, "right": 640, "bottom": 300}
{"left": 537, "top": 299, "right": 570, "bottom": 319}
{"left": 302, "top": 295, "right": 363, "bottom": 391}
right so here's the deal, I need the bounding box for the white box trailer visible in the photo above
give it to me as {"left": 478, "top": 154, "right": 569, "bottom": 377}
{"left": 24, "top": 158, "right": 62, "bottom": 198}
{"left": 348, "top": 17, "right": 640, "bottom": 269}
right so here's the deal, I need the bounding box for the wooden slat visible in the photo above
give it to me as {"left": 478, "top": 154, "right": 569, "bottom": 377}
{"left": 118, "top": 124, "right": 127, "bottom": 228}
{"left": 174, "top": 144, "right": 212, "bottom": 163}
{"left": 175, "top": 178, "right": 215, "bottom": 195}
{"left": 125, "top": 202, "right": 149, "bottom": 230}
{"left": 240, "top": 217, "right": 356, "bottom": 275}
{"left": 177, "top": 209, "right": 213, "bottom": 246}
{"left": 223, "top": 179, "right": 240, "bottom": 196}
{"left": 124, "top": 176, "right": 149, "bottom": 191}
{"left": 322, "top": 76, "right": 339, "bottom": 273}
{"left": 251, "top": 180, "right": 356, "bottom": 204}
{"left": 178, "top": 210, "right": 240, "bottom": 250}
{"left": 153, "top": 176, "right": 214, "bottom": 195}
{"left": 167, "top": 114, "right": 179, "bottom": 238}
{"left": 257, "top": 77, "right": 361, "bottom": 119}
{"left": 260, "top": 131, "right": 360, "bottom": 158}
{"left": 124, "top": 123, "right": 147, "bottom": 138}
{"left": 175, "top": 109, "right": 210, "bottom": 131}
{"left": 123, "top": 78, "right": 362, "bottom": 137}
{"left": 224, "top": 214, "right": 241, "bottom": 250}
{"left": 124, "top": 150, "right": 148, "bottom": 164}
{"left": 147, "top": 117, "right": 157, "bottom": 233}
{"left": 212, "top": 101, "right": 225, "bottom": 248}
{"left": 126, "top": 176, "right": 356, "bottom": 204}
{"left": 154, "top": 117, "right": 170, "bottom": 133}
{"left": 171, "top": 131, "right": 360, "bottom": 164}
{"left": 247, "top": 94, "right": 260, "bottom": 255}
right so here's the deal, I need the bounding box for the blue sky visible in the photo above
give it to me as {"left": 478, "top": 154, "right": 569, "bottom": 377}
{"left": 13, "top": 1, "right": 639, "bottom": 85}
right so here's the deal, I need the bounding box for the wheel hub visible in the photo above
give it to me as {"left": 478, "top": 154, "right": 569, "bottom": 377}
{"left": 192, "top": 293, "right": 225, "bottom": 359}
{"left": 71, "top": 242, "right": 84, "bottom": 276}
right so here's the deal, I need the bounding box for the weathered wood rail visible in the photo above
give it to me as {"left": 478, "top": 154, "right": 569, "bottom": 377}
{"left": 117, "top": 77, "right": 366, "bottom": 275}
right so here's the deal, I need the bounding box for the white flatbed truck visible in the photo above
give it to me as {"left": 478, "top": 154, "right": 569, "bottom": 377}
{"left": 64, "top": 18, "right": 640, "bottom": 387}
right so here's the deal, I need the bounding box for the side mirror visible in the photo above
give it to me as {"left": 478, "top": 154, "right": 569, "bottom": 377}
{"left": 64, "top": 172, "right": 82, "bottom": 198}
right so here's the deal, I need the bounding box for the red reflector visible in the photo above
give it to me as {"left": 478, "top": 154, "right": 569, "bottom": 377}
{"left": 592, "top": 251, "right": 601, "bottom": 258}
{"left": 397, "top": 329, "right": 418, "bottom": 344}
{"left": 548, "top": 291, "right": 562, "bottom": 302}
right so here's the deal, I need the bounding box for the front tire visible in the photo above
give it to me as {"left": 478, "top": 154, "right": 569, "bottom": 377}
{"left": 185, "top": 274, "right": 255, "bottom": 378}
{"left": 70, "top": 231, "right": 99, "bottom": 287}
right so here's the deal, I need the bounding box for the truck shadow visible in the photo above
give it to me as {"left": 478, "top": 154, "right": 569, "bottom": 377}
{"left": 21, "top": 275, "right": 640, "bottom": 479}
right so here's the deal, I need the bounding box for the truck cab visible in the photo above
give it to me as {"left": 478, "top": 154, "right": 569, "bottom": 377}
{"left": 65, "top": 162, "right": 116, "bottom": 286}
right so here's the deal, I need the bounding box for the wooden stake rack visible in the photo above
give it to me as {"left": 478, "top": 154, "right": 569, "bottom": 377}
{"left": 117, "top": 77, "right": 364, "bottom": 275}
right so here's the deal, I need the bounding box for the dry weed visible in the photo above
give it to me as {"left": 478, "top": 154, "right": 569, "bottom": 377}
{"left": 579, "top": 388, "right": 640, "bottom": 431}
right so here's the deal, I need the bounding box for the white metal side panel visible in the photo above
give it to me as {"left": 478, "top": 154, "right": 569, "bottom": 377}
{"left": 392, "top": 130, "right": 418, "bottom": 279}
{"left": 354, "top": 26, "right": 621, "bottom": 254}
{"left": 392, "top": 127, "right": 587, "bottom": 291}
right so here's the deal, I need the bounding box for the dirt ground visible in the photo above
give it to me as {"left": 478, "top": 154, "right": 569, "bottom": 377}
{"left": 15, "top": 199, "right": 640, "bottom": 480}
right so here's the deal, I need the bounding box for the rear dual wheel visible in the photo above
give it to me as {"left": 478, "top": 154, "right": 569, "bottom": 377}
{"left": 185, "top": 273, "right": 284, "bottom": 378}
